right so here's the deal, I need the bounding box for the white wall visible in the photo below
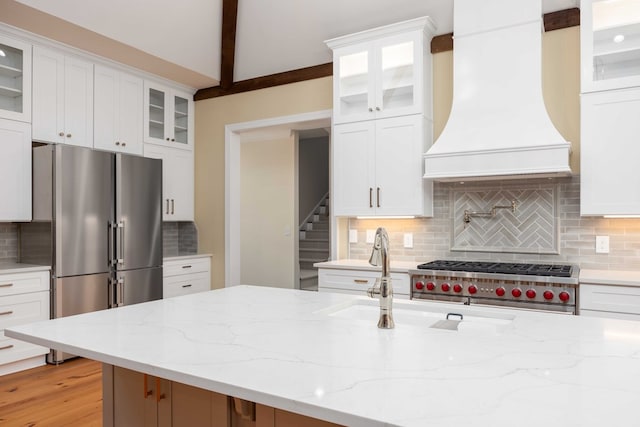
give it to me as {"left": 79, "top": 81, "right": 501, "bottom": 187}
{"left": 240, "top": 137, "right": 296, "bottom": 288}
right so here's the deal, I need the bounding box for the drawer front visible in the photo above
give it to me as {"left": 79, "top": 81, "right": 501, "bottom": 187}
{"left": 164, "top": 272, "right": 210, "bottom": 299}
{"left": 0, "top": 332, "right": 49, "bottom": 366}
{"left": 318, "top": 269, "right": 410, "bottom": 295}
{"left": 164, "top": 257, "right": 210, "bottom": 277}
{"left": 0, "top": 271, "right": 49, "bottom": 297}
{"left": 0, "top": 291, "right": 50, "bottom": 329}
{"left": 580, "top": 284, "right": 640, "bottom": 315}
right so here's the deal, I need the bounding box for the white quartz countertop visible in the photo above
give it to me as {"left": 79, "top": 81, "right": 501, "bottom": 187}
{"left": 6, "top": 286, "right": 640, "bottom": 427}
{"left": 163, "top": 253, "right": 212, "bottom": 262}
{"left": 580, "top": 269, "right": 640, "bottom": 287}
{"left": 314, "top": 259, "right": 418, "bottom": 273}
{"left": 0, "top": 262, "right": 50, "bottom": 275}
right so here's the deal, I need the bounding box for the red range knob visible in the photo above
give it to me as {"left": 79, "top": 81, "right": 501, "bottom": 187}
{"left": 453, "top": 284, "right": 463, "bottom": 293}
{"left": 495, "top": 287, "right": 506, "bottom": 297}
{"left": 559, "top": 291, "right": 570, "bottom": 302}
{"left": 415, "top": 281, "right": 424, "bottom": 290}
{"left": 526, "top": 289, "right": 537, "bottom": 299}
{"left": 543, "top": 290, "right": 554, "bottom": 300}
{"left": 512, "top": 288, "right": 522, "bottom": 298}
{"left": 441, "top": 283, "right": 451, "bottom": 292}
{"left": 468, "top": 284, "right": 478, "bottom": 294}
{"left": 426, "top": 282, "right": 436, "bottom": 291}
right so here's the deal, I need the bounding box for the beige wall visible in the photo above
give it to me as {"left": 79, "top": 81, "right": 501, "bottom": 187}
{"left": 194, "top": 77, "right": 332, "bottom": 289}
{"left": 240, "top": 137, "right": 296, "bottom": 288}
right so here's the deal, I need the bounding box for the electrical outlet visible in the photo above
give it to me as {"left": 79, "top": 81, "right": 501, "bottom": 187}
{"left": 403, "top": 233, "right": 413, "bottom": 248}
{"left": 349, "top": 229, "right": 358, "bottom": 243}
{"left": 366, "top": 229, "right": 376, "bottom": 244}
{"left": 595, "top": 236, "right": 609, "bottom": 254}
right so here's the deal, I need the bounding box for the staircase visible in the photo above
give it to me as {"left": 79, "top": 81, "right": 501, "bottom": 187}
{"left": 299, "top": 194, "right": 330, "bottom": 291}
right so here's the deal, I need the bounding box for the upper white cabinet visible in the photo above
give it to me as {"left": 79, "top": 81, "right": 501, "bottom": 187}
{"left": 144, "top": 81, "right": 194, "bottom": 150}
{"left": 581, "top": 0, "right": 640, "bottom": 92}
{"left": 32, "top": 46, "right": 93, "bottom": 147}
{"left": 327, "top": 17, "right": 435, "bottom": 125}
{"left": 0, "top": 119, "right": 31, "bottom": 221}
{"left": 0, "top": 35, "right": 31, "bottom": 123}
{"left": 144, "top": 144, "right": 194, "bottom": 221}
{"left": 333, "top": 115, "right": 432, "bottom": 217}
{"left": 94, "top": 65, "right": 143, "bottom": 155}
{"left": 581, "top": 87, "right": 640, "bottom": 215}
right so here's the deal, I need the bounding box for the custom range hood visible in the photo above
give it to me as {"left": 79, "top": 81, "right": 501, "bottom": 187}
{"left": 424, "top": 0, "right": 572, "bottom": 181}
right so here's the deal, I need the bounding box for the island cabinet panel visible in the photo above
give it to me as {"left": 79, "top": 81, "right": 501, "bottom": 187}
{"left": 104, "top": 364, "right": 343, "bottom": 427}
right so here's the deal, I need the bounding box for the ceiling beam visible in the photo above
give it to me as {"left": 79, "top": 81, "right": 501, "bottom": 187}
{"left": 220, "top": 0, "right": 239, "bottom": 89}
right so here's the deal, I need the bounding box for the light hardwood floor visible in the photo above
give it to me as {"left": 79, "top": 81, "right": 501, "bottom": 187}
{"left": 0, "top": 358, "right": 102, "bottom": 426}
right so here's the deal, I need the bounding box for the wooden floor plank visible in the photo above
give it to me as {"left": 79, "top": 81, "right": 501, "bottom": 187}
{"left": 0, "top": 358, "right": 102, "bottom": 426}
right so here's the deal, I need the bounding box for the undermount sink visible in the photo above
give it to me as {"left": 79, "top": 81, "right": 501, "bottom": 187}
{"left": 318, "top": 298, "right": 514, "bottom": 332}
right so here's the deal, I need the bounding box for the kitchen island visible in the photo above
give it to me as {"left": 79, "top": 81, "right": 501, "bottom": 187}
{"left": 6, "top": 285, "right": 640, "bottom": 427}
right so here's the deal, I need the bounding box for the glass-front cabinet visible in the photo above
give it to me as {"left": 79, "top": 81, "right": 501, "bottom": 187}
{"left": 581, "top": 0, "right": 640, "bottom": 92}
{"left": 0, "top": 35, "right": 31, "bottom": 122}
{"left": 143, "top": 81, "right": 193, "bottom": 149}
{"left": 328, "top": 17, "right": 434, "bottom": 124}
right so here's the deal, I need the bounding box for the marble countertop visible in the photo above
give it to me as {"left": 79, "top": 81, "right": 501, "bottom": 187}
{"left": 314, "top": 259, "right": 419, "bottom": 273}
{"left": 163, "top": 253, "right": 212, "bottom": 262}
{"left": 6, "top": 286, "right": 640, "bottom": 427}
{"left": 0, "top": 262, "right": 50, "bottom": 275}
{"left": 580, "top": 269, "right": 640, "bottom": 287}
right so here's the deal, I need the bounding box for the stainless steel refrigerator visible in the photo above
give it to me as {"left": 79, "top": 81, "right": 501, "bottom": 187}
{"left": 20, "top": 144, "right": 163, "bottom": 363}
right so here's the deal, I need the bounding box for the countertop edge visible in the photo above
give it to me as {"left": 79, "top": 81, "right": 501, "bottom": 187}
{"left": 0, "top": 263, "right": 51, "bottom": 275}
{"left": 314, "top": 259, "right": 417, "bottom": 273}
{"left": 163, "top": 253, "right": 212, "bottom": 262}
{"left": 580, "top": 269, "right": 640, "bottom": 287}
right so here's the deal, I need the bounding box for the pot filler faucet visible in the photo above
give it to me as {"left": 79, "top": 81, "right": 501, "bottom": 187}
{"left": 367, "top": 227, "right": 395, "bottom": 329}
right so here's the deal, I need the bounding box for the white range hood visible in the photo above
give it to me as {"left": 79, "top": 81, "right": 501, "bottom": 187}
{"left": 423, "top": 0, "right": 572, "bottom": 181}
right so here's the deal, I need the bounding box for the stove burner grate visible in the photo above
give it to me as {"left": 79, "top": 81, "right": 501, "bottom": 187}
{"left": 417, "top": 260, "right": 573, "bottom": 278}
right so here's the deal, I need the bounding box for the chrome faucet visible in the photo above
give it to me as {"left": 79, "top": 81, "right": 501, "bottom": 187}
{"left": 367, "top": 227, "right": 394, "bottom": 329}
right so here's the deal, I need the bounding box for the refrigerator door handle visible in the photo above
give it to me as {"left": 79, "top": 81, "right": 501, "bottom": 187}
{"left": 108, "top": 222, "right": 116, "bottom": 266}
{"left": 117, "top": 277, "right": 124, "bottom": 307}
{"left": 116, "top": 221, "right": 125, "bottom": 265}
{"left": 108, "top": 277, "right": 115, "bottom": 308}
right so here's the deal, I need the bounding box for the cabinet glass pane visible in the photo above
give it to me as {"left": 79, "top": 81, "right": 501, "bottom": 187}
{"left": 592, "top": 0, "right": 640, "bottom": 82}
{"left": 174, "top": 95, "right": 188, "bottom": 145}
{"left": 0, "top": 43, "right": 24, "bottom": 114}
{"left": 148, "top": 88, "right": 165, "bottom": 140}
{"left": 338, "top": 51, "right": 368, "bottom": 116}
{"left": 381, "top": 41, "right": 414, "bottom": 111}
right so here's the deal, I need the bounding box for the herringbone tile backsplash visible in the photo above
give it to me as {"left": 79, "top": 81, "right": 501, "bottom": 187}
{"left": 348, "top": 176, "right": 640, "bottom": 271}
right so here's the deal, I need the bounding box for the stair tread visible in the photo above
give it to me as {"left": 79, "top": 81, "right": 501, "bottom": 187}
{"left": 300, "top": 257, "right": 328, "bottom": 263}
{"left": 300, "top": 238, "right": 329, "bottom": 242}
{"left": 300, "top": 269, "right": 318, "bottom": 280}
{"left": 299, "top": 248, "right": 329, "bottom": 253}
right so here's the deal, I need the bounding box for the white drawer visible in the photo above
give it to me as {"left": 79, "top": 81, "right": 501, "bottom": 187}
{"left": 0, "top": 332, "right": 49, "bottom": 366}
{"left": 0, "top": 271, "right": 49, "bottom": 297}
{"left": 580, "top": 283, "right": 640, "bottom": 316}
{"left": 164, "top": 272, "right": 210, "bottom": 299}
{"left": 164, "top": 257, "right": 210, "bottom": 277}
{"left": 0, "top": 291, "right": 50, "bottom": 329}
{"left": 318, "top": 269, "right": 410, "bottom": 295}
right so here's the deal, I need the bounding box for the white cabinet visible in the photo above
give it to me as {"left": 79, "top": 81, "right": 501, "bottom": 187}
{"left": 579, "top": 283, "right": 640, "bottom": 320}
{"left": 32, "top": 46, "right": 93, "bottom": 147}
{"left": 0, "top": 119, "right": 31, "bottom": 221}
{"left": 581, "top": 0, "right": 640, "bottom": 93}
{"left": 144, "top": 144, "right": 194, "bottom": 221}
{"left": 0, "top": 34, "right": 31, "bottom": 122}
{"left": 144, "top": 81, "right": 194, "bottom": 149}
{"left": 318, "top": 268, "right": 410, "bottom": 299}
{"left": 0, "top": 270, "right": 50, "bottom": 376}
{"left": 94, "top": 65, "right": 143, "bottom": 155}
{"left": 326, "top": 17, "right": 435, "bottom": 125}
{"left": 333, "top": 114, "right": 432, "bottom": 217}
{"left": 163, "top": 257, "right": 211, "bottom": 299}
{"left": 581, "top": 88, "right": 640, "bottom": 215}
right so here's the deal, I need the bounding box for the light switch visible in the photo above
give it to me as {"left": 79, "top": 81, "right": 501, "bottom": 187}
{"left": 366, "top": 229, "right": 376, "bottom": 244}
{"left": 403, "top": 233, "right": 413, "bottom": 248}
{"left": 595, "top": 236, "right": 609, "bottom": 254}
{"left": 349, "top": 229, "right": 358, "bottom": 243}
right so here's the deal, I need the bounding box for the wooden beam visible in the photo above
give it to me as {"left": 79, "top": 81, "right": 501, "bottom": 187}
{"left": 220, "top": 0, "right": 239, "bottom": 89}
{"left": 430, "top": 7, "right": 580, "bottom": 54}
{"left": 194, "top": 63, "right": 333, "bottom": 100}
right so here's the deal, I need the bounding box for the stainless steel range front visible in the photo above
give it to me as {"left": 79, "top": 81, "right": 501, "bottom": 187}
{"left": 409, "top": 261, "right": 579, "bottom": 314}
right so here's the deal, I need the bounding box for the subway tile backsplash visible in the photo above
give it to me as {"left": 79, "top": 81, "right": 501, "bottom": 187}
{"left": 0, "top": 223, "right": 18, "bottom": 262}
{"left": 348, "top": 176, "right": 640, "bottom": 271}
{"left": 163, "top": 221, "right": 198, "bottom": 257}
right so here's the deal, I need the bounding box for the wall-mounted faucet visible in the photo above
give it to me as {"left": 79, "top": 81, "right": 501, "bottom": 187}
{"left": 464, "top": 200, "right": 518, "bottom": 226}
{"left": 367, "top": 227, "right": 394, "bottom": 329}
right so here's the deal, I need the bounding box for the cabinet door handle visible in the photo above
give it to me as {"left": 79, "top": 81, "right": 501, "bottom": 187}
{"left": 181, "top": 265, "right": 192, "bottom": 269}
{"left": 156, "top": 378, "right": 166, "bottom": 402}
{"left": 0, "top": 310, "right": 14, "bottom": 316}
{"left": 166, "top": 199, "right": 170, "bottom": 214}
{"left": 369, "top": 188, "right": 373, "bottom": 208}
{"left": 115, "top": 141, "right": 120, "bottom": 146}
{"left": 122, "top": 142, "right": 126, "bottom": 147}
{"left": 143, "top": 374, "right": 153, "bottom": 398}
{"left": 182, "top": 284, "right": 192, "bottom": 288}
{"left": 171, "top": 138, "right": 175, "bottom": 142}
{"left": 377, "top": 187, "right": 381, "bottom": 208}
{"left": 375, "top": 106, "right": 381, "bottom": 111}
{"left": 368, "top": 107, "right": 373, "bottom": 112}
{"left": 0, "top": 283, "right": 13, "bottom": 288}
{"left": 353, "top": 279, "right": 368, "bottom": 284}
{"left": 66, "top": 133, "right": 72, "bottom": 138}
{"left": 171, "top": 199, "right": 175, "bottom": 214}
{"left": 59, "top": 131, "right": 65, "bottom": 137}
{"left": 0, "top": 344, "right": 14, "bottom": 351}
{"left": 166, "top": 137, "right": 170, "bottom": 141}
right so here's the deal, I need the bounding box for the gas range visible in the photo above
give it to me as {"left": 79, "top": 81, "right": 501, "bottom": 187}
{"left": 409, "top": 260, "right": 580, "bottom": 314}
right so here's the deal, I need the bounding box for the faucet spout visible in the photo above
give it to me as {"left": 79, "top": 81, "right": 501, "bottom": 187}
{"left": 367, "top": 227, "right": 394, "bottom": 329}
